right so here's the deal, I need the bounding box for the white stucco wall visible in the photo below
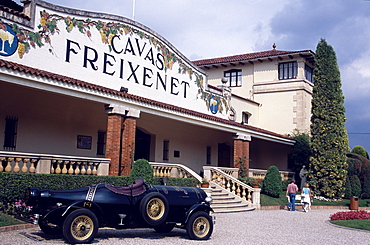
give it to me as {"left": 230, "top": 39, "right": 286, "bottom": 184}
{"left": 136, "top": 113, "right": 233, "bottom": 174}
{"left": 0, "top": 82, "right": 107, "bottom": 157}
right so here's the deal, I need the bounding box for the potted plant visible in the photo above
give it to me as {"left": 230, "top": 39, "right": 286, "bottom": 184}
{"left": 251, "top": 179, "right": 261, "bottom": 188}
{"left": 201, "top": 178, "right": 210, "bottom": 188}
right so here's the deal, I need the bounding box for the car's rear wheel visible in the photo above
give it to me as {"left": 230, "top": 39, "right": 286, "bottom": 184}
{"left": 39, "top": 216, "right": 62, "bottom": 235}
{"left": 186, "top": 211, "right": 213, "bottom": 240}
{"left": 140, "top": 192, "right": 169, "bottom": 226}
{"left": 154, "top": 223, "right": 175, "bottom": 233}
{"left": 62, "top": 209, "right": 98, "bottom": 244}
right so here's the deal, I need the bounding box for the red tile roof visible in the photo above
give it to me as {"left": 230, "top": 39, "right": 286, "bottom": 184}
{"left": 0, "top": 3, "right": 30, "bottom": 20}
{"left": 0, "top": 58, "right": 293, "bottom": 141}
{"left": 193, "top": 49, "right": 314, "bottom": 66}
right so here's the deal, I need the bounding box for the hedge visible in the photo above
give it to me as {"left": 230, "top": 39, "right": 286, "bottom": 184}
{"left": 0, "top": 172, "right": 197, "bottom": 203}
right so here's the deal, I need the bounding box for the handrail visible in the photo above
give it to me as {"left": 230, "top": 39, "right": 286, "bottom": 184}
{"left": 0, "top": 151, "right": 110, "bottom": 175}
{"left": 149, "top": 162, "right": 202, "bottom": 184}
{"left": 0, "top": 151, "right": 110, "bottom": 163}
{"left": 209, "top": 166, "right": 260, "bottom": 208}
{"left": 211, "top": 167, "right": 254, "bottom": 191}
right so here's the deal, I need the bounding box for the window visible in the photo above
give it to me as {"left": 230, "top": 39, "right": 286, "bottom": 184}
{"left": 96, "top": 131, "right": 106, "bottom": 156}
{"left": 305, "top": 64, "right": 313, "bottom": 82}
{"left": 224, "top": 69, "right": 242, "bottom": 87}
{"left": 278, "top": 61, "right": 297, "bottom": 80}
{"left": 242, "top": 112, "right": 250, "bottom": 124}
{"left": 163, "top": 140, "right": 169, "bottom": 161}
{"left": 3, "top": 116, "right": 18, "bottom": 150}
{"left": 206, "top": 146, "right": 211, "bottom": 165}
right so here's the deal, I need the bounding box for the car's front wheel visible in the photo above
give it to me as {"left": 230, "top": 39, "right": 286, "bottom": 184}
{"left": 62, "top": 209, "right": 98, "bottom": 244}
{"left": 186, "top": 211, "right": 213, "bottom": 240}
{"left": 140, "top": 192, "right": 169, "bottom": 226}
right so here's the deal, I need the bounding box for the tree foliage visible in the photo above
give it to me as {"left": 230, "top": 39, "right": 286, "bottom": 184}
{"left": 308, "top": 39, "right": 349, "bottom": 198}
{"left": 288, "top": 130, "right": 312, "bottom": 177}
{"left": 351, "top": 146, "right": 369, "bottom": 159}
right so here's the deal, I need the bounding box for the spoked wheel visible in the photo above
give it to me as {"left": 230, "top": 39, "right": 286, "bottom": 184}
{"left": 186, "top": 211, "right": 213, "bottom": 240}
{"left": 140, "top": 192, "right": 169, "bottom": 226}
{"left": 62, "top": 209, "right": 98, "bottom": 244}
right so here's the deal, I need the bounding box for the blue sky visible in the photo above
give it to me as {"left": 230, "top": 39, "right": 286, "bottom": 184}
{"left": 15, "top": 0, "right": 370, "bottom": 152}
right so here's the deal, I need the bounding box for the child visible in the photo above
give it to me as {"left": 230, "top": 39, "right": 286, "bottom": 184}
{"left": 301, "top": 183, "right": 312, "bottom": 212}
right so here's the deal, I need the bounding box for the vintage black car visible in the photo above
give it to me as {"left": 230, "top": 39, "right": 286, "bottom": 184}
{"left": 25, "top": 178, "right": 213, "bottom": 244}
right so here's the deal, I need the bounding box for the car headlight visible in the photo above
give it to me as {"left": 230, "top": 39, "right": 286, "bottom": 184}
{"left": 205, "top": 196, "right": 213, "bottom": 204}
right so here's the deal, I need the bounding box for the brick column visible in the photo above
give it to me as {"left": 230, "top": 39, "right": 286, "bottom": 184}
{"left": 120, "top": 117, "right": 137, "bottom": 176}
{"left": 233, "top": 133, "right": 251, "bottom": 177}
{"left": 233, "top": 139, "right": 243, "bottom": 169}
{"left": 106, "top": 114, "right": 123, "bottom": 176}
{"left": 105, "top": 104, "right": 140, "bottom": 176}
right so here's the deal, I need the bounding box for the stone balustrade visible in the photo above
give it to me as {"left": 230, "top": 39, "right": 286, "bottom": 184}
{"left": 0, "top": 151, "right": 110, "bottom": 175}
{"left": 249, "top": 168, "right": 294, "bottom": 181}
{"left": 204, "top": 166, "right": 294, "bottom": 182}
{"left": 207, "top": 166, "right": 260, "bottom": 209}
{"left": 150, "top": 162, "right": 202, "bottom": 185}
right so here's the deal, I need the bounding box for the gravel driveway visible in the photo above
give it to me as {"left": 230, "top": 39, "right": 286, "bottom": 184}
{"left": 1, "top": 209, "right": 370, "bottom": 245}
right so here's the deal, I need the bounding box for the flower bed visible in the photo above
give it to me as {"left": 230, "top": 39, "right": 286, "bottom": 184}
{"left": 330, "top": 210, "right": 370, "bottom": 221}
{"left": 0, "top": 201, "right": 34, "bottom": 223}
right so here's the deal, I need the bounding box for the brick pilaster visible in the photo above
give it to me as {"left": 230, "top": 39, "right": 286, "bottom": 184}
{"left": 106, "top": 114, "right": 123, "bottom": 176}
{"left": 120, "top": 117, "right": 137, "bottom": 176}
{"left": 233, "top": 136, "right": 250, "bottom": 177}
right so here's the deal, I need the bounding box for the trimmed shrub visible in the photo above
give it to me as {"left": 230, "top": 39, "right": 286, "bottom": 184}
{"left": 362, "top": 164, "right": 370, "bottom": 198}
{"left": 351, "top": 146, "right": 369, "bottom": 159}
{"left": 0, "top": 172, "right": 129, "bottom": 203}
{"left": 350, "top": 175, "right": 362, "bottom": 197}
{"left": 347, "top": 157, "right": 361, "bottom": 176}
{"left": 282, "top": 180, "right": 290, "bottom": 191}
{"left": 344, "top": 176, "right": 352, "bottom": 199}
{"left": 262, "top": 165, "right": 282, "bottom": 198}
{"left": 128, "top": 159, "right": 154, "bottom": 184}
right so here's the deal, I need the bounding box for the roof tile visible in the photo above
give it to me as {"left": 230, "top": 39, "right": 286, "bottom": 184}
{"left": 193, "top": 49, "right": 314, "bottom": 66}
{"left": 0, "top": 58, "right": 292, "bottom": 141}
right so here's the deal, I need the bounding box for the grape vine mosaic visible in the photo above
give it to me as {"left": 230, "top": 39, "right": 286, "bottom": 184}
{"left": 0, "top": 10, "right": 228, "bottom": 113}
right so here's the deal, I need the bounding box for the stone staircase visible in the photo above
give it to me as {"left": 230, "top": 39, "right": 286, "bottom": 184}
{"left": 203, "top": 183, "right": 255, "bottom": 213}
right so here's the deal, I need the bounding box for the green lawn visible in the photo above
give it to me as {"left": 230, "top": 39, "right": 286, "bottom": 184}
{"left": 0, "top": 212, "right": 24, "bottom": 227}
{"left": 261, "top": 191, "right": 369, "bottom": 207}
{"left": 330, "top": 219, "right": 370, "bottom": 231}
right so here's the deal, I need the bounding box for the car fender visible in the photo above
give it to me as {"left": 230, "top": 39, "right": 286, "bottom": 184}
{"left": 61, "top": 201, "right": 104, "bottom": 221}
{"left": 41, "top": 206, "right": 66, "bottom": 225}
{"left": 184, "top": 203, "right": 213, "bottom": 224}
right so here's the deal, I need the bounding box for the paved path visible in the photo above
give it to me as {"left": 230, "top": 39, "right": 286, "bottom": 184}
{"left": 1, "top": 209, "right": 370, "bottom": 244}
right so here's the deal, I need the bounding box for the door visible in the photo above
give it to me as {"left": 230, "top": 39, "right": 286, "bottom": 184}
{"left": 135, "top": 128, "right": 151, "bottom": 161}
{"left": 218, "top": 143, "right": 231, "bottom": 167}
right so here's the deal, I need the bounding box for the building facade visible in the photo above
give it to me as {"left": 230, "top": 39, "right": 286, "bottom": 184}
{"left": 193, "top": 47, "right": 315, "bottom": 135}
{"left": 0, "top": 0, "right": 309, "bottom": 177}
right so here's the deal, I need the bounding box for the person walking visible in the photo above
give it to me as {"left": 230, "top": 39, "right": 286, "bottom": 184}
{"left": 301, "top": 183, "right": 312, "bottom": 212}
{"left": 286, "top": 180, "right": 298, "bottom": 211}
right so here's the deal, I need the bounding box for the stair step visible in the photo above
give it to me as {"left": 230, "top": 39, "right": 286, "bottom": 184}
{"left": 211, "top": 202, "right": 249, "bottom": 209}
{"left": 211, "top": 196, "right": 235, "bottom": 201}
{"left": 210, "top": 192, "right": 229, "bottom": 197}
{"left": 212, "top": 199, "right": 242, "bottom": 204}
{"left": 212, "top": 207, "right": 255, "bottom": 213}
{"left": 204, "top": 182, "right": 255, "bottom": 213}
